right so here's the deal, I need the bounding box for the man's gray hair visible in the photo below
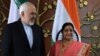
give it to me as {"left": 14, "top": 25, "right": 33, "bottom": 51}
{"left": 19, "top": 2, "right": 35, "bottom": 15}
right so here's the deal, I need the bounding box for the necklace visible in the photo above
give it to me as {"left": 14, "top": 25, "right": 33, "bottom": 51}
{"left": 59, "top": 40, "right": 73, "bottom": 56}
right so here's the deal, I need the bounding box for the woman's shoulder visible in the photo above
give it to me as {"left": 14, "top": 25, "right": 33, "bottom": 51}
{"left": 73, "top": 40, "right": 91, "bottom": 47}
{"left": 56, "top": 40, "right": 61, "bottom": 43}
{"left": 52, "top": 40, "right": 61, "bottom": 47}
{"left": 52, "top": 40, "right": 61, "bottom": 46}
{"left": 82, "top": 42, "right": 91, "bottom": 50}
{"left": 76, "top": 41, "right": 91, "bottom": 56}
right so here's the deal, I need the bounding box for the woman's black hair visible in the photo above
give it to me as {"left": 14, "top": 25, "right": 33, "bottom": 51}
{"left": 56, "top": 22, "right": 79, "bottom": 41}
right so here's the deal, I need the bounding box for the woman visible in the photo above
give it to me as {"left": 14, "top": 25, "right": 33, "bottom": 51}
{"left": 49, "top": 22, "right": 91, "bottom": 56}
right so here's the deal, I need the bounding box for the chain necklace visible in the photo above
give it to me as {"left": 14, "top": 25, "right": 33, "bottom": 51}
{"left": 59, "top": 40, "right": 73, "bottom": 56}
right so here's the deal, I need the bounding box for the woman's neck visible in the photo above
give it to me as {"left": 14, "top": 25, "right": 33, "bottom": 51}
{"left": 62, "top": 38, "right": 72, "bottom": 46}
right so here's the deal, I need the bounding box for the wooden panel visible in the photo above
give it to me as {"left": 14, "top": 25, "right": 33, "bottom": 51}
{"left": 77, "top": 0, "right": 100, "bottom": 55}
{"left": 0, "top": 0, "right": 10, "bottom": 55}
{"left": 77, "top": 0, "right": 100, "bottom": 38}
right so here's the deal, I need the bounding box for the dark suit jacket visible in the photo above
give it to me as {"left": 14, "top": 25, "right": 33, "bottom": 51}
{"left": 2, "top": 19, "right": 45, "bottom": 56}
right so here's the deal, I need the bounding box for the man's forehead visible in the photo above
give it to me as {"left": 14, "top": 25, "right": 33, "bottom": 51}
{"left": 27, "top": 5, "right": 36, "bottom": 11}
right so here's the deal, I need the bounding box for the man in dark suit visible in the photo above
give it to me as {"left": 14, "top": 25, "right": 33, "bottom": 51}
{"left": 2, "top": 2, "right": 45, "bottom": 56}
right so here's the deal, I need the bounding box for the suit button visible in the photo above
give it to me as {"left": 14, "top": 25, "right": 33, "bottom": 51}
{"left": 30, "top": 52, "right": 32, "bottom": 54}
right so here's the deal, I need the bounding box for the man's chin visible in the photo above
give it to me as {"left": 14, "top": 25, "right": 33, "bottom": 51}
{"left": 29, "top": 22, "right": 34, "bottom": 26}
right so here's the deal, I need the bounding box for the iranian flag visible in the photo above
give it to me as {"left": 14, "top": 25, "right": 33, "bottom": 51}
{"left": 8, "top": 0, "right": 27, "bottom": 24}
{"left": 52, "top": 0, "right": 81, "bottom": 42}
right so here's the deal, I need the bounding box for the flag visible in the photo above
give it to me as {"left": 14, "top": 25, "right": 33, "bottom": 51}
{"left": 52, "top": 0, "right": 81, "bottom": 42}
{"left": 8, "top": 0, "right": 27, "bottom": 24}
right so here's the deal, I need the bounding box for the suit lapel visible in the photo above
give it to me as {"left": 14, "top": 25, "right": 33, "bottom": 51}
{"left": 31, "top": 24, "right": 37, "bottom": 49}
{"left": 18, "top": 20, "right": 30, "bottom": 49}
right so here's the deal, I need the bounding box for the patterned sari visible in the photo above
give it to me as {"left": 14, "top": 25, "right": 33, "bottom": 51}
{"left": 49, "top": 40, "right": 91, "bottom": 56}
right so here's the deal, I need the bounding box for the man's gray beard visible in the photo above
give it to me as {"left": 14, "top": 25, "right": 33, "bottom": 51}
{"left": 28, "top": 21, "right": 34, "bottom": 26}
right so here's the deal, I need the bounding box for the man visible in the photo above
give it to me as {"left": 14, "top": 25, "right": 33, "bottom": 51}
{"left": 2, "top": 2, "right": 45, "bottom": 56}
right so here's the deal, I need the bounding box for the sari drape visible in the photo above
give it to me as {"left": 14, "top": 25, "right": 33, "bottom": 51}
{"left": 49, "top": 40, "right": 91, "bottom": 56}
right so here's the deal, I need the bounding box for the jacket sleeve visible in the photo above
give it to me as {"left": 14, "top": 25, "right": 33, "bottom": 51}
{"left": 2, "top": 25, "right": 13, "bottom": 56}
{"left": 40, "top": 28, "right": 46, "bottom": 56}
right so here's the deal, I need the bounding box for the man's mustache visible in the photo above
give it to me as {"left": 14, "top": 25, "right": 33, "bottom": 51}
{"left": 31, "top": 16, "right": 35, "bottom": 19}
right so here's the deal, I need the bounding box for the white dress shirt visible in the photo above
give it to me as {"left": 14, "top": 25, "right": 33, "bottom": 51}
{"left": 22, "top": 23, "right": 33, "bottom": 48}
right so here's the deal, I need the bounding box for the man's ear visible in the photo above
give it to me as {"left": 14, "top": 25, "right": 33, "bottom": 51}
{"left": 21, "top": 11, "right": 24, "bottom": 17}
